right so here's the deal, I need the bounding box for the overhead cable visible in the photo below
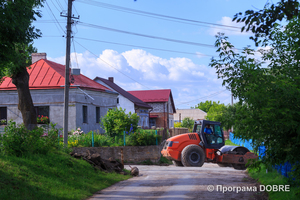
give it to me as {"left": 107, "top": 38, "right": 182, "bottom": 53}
{"left": 78, "top": 22, "right": 217, "bottom": 48}
{"left": 77, "top": 0, "right": 241, "bottom": 31}
{"left": 74, "top": 40, "right": 152, "bottom": 89}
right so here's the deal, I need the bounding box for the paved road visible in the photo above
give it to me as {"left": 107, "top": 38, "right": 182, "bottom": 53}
{"left": 87, "top": 163, "right": 267, "bottom": 200}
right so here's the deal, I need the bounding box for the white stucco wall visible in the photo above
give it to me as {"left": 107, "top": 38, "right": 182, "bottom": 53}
{"left": 94, "top": 79, "right": 135, "bottom": 114}
{"left": 0, "top": 88, "right": 118, "bottom": 133}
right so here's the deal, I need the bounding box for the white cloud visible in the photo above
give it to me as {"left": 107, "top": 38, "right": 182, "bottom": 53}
{"left": 209, "top": 16, "right": 251, "bottom": 36}
{"left": 49, "top": 49, "right": 230, "bottom": 108}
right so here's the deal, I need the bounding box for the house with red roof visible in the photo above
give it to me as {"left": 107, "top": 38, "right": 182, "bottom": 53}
{"left": 0, "top": 53, "right": 118, "bottom": 133}
{"left": 128, "top": 89, "right": 176, "bottom": 129}
{"left": 94, "top": 77, "right": 152, "bottom": 128}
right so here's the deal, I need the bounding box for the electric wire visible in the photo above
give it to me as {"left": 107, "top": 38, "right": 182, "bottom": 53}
{"left": 75, "top": 37, "right": 216, "bottom": 57}
{"left": 77, "top": 0, "right": 241, "bottom": 31}
{"left": 78, "top": 22, "right": 217, "bottom": 48}
{"left": 72, "top": 38, "right": 80, "bottom": 69}
{"left": 45, "top": 1, "right": 66, "bottom": 34}
{"left": 55, "top": 0, "right": 65, "bottom": 10}
{"left": 50, "top": 0, "right": 62, "bottom": 13}
{"left": 74, "top": 40, "right": 152, "bottom": 89}
{"left": 176, "top": 90, "right": 227, "bottom": 106}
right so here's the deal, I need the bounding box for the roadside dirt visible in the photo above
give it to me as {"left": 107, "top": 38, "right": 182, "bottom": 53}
{"left": 87, "top": 163, "right": 268, "bottom": 200}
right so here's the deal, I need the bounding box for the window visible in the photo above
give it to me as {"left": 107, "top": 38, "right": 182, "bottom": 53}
{"left": 96, "top": 107, "right": 100, "bottom": 123}
{"left": 117, "top": 98, "right": 119, "bottom": 104}
{"left": 0, "top": 107, "right": 7, "bottom": 125}
{"left": 150, "top": 118, "right": 156, "bottom": 127}
{"left": 83, "top": 106, "right": 88, "bottom": 123}
{"left": 35, "top": 106, "right": 49, "bottom": 117}
{"left": 34, "top": 106, "right": 50, "bottom": 124}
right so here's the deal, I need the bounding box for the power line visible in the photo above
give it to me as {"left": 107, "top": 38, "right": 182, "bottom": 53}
{"left": 78, "top": 22, "right": 217, "bottom": 48}
{"left": 55, "top": 0, "right": 65, "bottom": 10}
{"left": 77, "top": 0, "right": 241, "bottom": 31}
{"left": 72, "top": 38, "right": 80, "bottom": 69}
{"left": 45, "top": 1, "right": 66, "bottom": 34}
{"left": 176, "top": 90, "right": 227, "bottom": 106}
{"left": 75, "top": 37, "right": 216, "bottom": 57}
{"left": 50, "top": 0, "right": 62, "bottom": 13}
{"left": 74, "top": 40, "right": 151, "bottom": 89}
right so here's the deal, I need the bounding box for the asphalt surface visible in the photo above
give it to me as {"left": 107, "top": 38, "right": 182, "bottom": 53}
{"left": 87, "top": 163, "right": 267, "bottom": 200}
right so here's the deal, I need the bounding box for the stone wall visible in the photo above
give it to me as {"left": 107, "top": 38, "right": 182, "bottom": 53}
{"left": 71, "top": 145, "right": 162, "bottom": 163}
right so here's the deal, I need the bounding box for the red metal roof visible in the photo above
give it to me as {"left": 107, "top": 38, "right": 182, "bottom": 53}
{"left": 0, "top": 59, "right": 111, "bottom": 92}
{"left": 128, "top": 89, "right": 176, "bottom": 113}
{"left": 128, "top": 89, "right": 171, "bottom": 102}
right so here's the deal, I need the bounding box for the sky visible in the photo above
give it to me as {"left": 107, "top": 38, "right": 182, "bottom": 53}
{"left": 32, "top": 0, "right": 275, "bottom": 109}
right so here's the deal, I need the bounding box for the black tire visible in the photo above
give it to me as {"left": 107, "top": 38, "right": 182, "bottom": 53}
{"left": 181, "top": 145, "right": 205, "bottom": 167}
{"left": 232, "top": 147, "right": 249, "bottom": 170}
{"left": 217, "top": 163, "right": 228, "bottom": 167}
{"left": 172, "top": 160, "right": 184, "bottom": 167}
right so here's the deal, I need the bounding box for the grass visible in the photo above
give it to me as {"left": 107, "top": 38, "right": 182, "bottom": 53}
{"left": 248, "top": 164, "right": 298, "bottom": 200}
{"left": 226, "top": 139, "right": 298, "bottom": 200}
{"left": 225, "top": 139, "right": 239, "bottom": 146}
{"left": 0, "top": 150, "right": 132, "bottom": 200}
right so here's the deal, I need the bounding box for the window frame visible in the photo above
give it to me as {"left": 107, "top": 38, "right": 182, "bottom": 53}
{"left": 0, "top": 107, "right": 7, "bottom": 125}
{"left": 96, "top": 106, "right": 100, "bottom": 123}
{"left": 83, "top": 105, "right": 88, "bottom": 123}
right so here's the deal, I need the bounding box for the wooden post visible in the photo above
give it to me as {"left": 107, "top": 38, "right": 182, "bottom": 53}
{"left": 121, "top": 148, "right": 124, "bottom": 165}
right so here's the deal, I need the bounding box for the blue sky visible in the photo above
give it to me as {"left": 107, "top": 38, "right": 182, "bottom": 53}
{"left": 32, "top": 0, "right": 275, "bottom": 109}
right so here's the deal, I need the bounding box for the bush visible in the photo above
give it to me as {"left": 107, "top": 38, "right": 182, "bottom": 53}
{"left": 127, "top": 129, "right": 162, "bottom": 146}
{"left": 67, "top": 129, "right": 162, "bottom": 147}
{"left": 100, "top": 107, "right": 139, "bottom": 137}
{"left": 0, "top": 121, "right": 60, "bottom": 157}
{"left": 174, "top": 122, "right": 182, "bottom": 128}
{"left": 181, "top": 117, "right": 194, "bottom": 132}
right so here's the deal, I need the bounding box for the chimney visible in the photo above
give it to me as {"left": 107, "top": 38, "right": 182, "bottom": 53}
{"left": 108, "top": 77, "right": 114, "bottom": 82}
{"left": 31, "top": 53, "right": 47, "bottom": 63}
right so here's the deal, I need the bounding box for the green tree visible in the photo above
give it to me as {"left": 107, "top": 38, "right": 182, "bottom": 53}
{"left": 194, "top": 100, "right": 221, "bottom": 113}
{"left": 0, "top": 0, "right": 44, "bottom": 129}
{"left": 205, "top": 102, "right": 226, "bottom": 122}
{"left": 100, "top": 107, "right": 139, "bottom": 137}
{"left": 181, "top": 117, "right": 194, "bottom": 132}
{"left": 210, "top": 19, "right": 300, "bottom": 186}
{"left": 233, "top": 0, "right": 299, "bottom": 46}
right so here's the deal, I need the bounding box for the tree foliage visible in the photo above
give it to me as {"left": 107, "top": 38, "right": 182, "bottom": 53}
{"left": 181, "top": 117, "right": 194, "bottom": 132}
{"left": 233, "top": 0, "right": 300, "bottom": 46}
{"left": 100, "top": 107, "right": 139, "bottom": 137}
{"left": 0, "top": 0, "right": 43, "bottom": 76}
{"left": 210, "top": 19, "right": 300, "bottom": 185}
{"left": 205, "top": 102, "right": 226, "bottom": 122}
{"left": 0, "top": 0, "right": 44, "bottom": 129}
{"left": 194, "top": 100, "right": 221, "bottom": 113}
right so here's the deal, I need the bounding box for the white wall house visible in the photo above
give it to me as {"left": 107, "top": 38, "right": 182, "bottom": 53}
{"left": 0, "top": 53, "right": 118, "bottom": 133}
{"left": 94, "top": 77, "right": 152, "bottom": 128}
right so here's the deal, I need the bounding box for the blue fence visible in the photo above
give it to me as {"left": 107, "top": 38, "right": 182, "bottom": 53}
{"left": 229, "top": 132, "right": 253, "bottom": 151}
{"left": 229, "top": 133, "right": 293, "bottom": 177}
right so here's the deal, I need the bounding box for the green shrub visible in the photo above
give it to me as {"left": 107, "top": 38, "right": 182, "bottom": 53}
{"left": 0, "top": 121, "right": 60, "bottom": 157}
{"left": 127, "top": 129, "right": 162, "bottom": 146}
{"left": 67, "top": 129, "right": 162, "bottom": 147}
{"left": 100, "top": 107, "right": 139, "bottom": 137}
{"left": 181, "top": 117, "right": 194, "bottom": 132}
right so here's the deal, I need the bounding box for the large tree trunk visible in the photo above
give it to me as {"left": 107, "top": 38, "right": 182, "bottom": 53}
{"left": 11, "top": 66, "right": 37, "bottom": 130}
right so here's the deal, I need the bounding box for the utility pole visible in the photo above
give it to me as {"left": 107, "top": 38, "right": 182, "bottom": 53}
{"left": 62, "top": 0, "right": 73, "bottom": 146}
{"left": 61, "top": 0, "right": 79, "bottom": 145}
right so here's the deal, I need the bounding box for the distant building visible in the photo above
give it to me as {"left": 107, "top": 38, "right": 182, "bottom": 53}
{"left": 0, "top": 53, "right": 118, "bottom": 133}
{"left": 174, "top": 109, "right": 207, "bottom": 122}
{"left": 94, "top": 77, "right": 152, "bottom": 128}
{"left": 128, "top": 89, "right": 176, "bottom": 129}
